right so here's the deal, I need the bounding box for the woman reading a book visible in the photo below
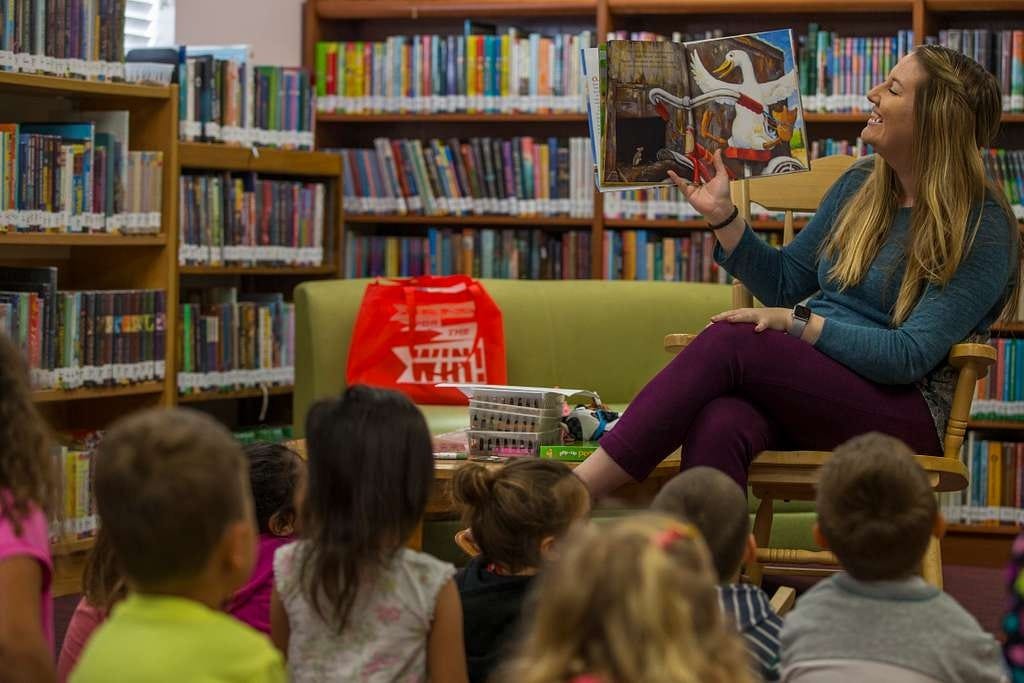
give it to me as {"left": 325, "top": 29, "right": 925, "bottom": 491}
{"left": 575, "top": 45, "right": 1022, "bottom": 498}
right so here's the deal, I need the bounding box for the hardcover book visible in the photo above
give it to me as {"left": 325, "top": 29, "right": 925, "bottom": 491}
{"left": 582, "top": 30, "right": 810, "bottom": 192}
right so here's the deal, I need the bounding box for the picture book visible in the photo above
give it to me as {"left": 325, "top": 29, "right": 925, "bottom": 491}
{"left": 582, "top": 30, "right": 810, "bottom": 191}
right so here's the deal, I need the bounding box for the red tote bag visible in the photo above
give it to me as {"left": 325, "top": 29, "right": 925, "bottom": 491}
{"left": 346, "top": 275, "right": 507, "bottom": 405}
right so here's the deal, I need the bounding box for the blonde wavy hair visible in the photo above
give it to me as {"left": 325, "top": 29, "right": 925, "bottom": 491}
{"left": 496, "top": 514, "right": 754, "bottom": 683}
{"left": 823, "top": 44, "right": 1021, "bottom": 326}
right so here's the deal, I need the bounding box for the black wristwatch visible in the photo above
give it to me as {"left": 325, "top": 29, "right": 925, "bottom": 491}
{"left": 788, "top": 304, "right": 811, "bottom": 339}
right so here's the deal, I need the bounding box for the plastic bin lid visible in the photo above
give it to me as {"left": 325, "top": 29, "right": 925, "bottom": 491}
{"left": 437, "top": 383, "right": 601, "bottom": 402}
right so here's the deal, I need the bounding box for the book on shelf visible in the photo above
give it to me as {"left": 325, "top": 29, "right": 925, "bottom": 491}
{"left": 178, "top": 173, "right": 327, "bottom": 267}
{"left": 178, "top": 287, "right": 295, "bottom": 395}
{"left": 926, "top": 29, "right": 1024, "bottom": 113}
{"left": 942, "top": 433, "right": 1024, "bottom": 526}
{"left": 50, "top": 430, "right": 102, "bottom": 543}
{"left": 0, "top": 267, "right": 166, "bottom": 390}
{"left": 0, "top": 0, "right": 126, "bottom": 80}
{"left": 972, "top": 337, "right": 1024, "bottom": 422}
{"left": 315, "top": 26, "right": 593, "bottom": 115}
{"left": 603, "top": 230, "right": 740, "bottom": 283}
{"left": 334, "top": 136, "right": 593, "bottom": 219}
{"left": 799, "top": 25, "right": 915, "bottom": 113}
{"left": 810, "top": 137, "right": 872, "bottom": 159}
{"left": 584, "top": 30, "right": 810, "bottom": 193}
{"left": 234, "top": 425, "right": 294, "bottom": 445}
{"left": 0, "top": 119, "right": 162, "bottom": 235}
{"left": 983, "top": 148, "right": 1024, "bottom": 221}
{"left": 142, "top": 44, "right": 315, "bottom": 149}
{"left": 345, "top": 228, "right": 592, "bottom": 280}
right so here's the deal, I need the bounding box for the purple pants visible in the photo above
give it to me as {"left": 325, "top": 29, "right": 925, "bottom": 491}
{"left": 599, "top": 322, "right": 943, "bottom": 488}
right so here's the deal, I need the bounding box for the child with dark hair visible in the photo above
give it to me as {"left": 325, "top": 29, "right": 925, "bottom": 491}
{"left": 226, "top": 442, "right": 304, "bottom": 635}
{"left": 451, "top": 458, "right": 591, "bottom": 683}
{"left": 652, "top": 466, "right": 782, "bottom": 681}
{"left": 71, "top": 408, "right": 285, "bottom": 682}
{"left": 0, "top": 333, "right": 57, "bottom": 680}
{"left": 271, "top": 385, "right": 468, "bottom": 683}
{"left": 57, "top": 528, "right": 127, "bottom": 681}
{"left": 781, "top": 432, "right": 1005, "bottom": 683}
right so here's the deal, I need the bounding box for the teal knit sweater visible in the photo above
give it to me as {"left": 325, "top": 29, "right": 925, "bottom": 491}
{"left": 716, "top": 158, "right": 1016, "bottom": 442}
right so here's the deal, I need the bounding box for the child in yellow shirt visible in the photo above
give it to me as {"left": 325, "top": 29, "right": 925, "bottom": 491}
{"left": 71, "top": 408, "right": 286, "bottom": 683}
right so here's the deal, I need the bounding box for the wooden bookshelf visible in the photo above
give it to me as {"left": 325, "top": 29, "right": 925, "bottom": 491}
{"left": 0, "top": 71, "right": 171, "bottom": 100}
{"left": 179, "top": 265, "right": 339, "bottom": 276}
{"left": 607, "top": 0, "right": 914, "bottom": 13}
{"left": 315, "top": 0, "right": 597, "bottom": 19}
{"left": 0, "top": 232, "right": 167, "bottom": 246}
{"left": 177, "top": 385, "right": 295, "bottom": 404}
{"left": 178, "top": 142, "right": 342, "bottom": 176}
{"left": 344, "top": 213, "right": 593, "bottom": 226}
{"left": 318, "top": 113, "right": 588, "bottom": 124}
{"left": 967, "top": 420, "right": 1024, "bottom": 431}
{"left": 993, "top": 322, "right": 1024, "bottom": 334}
{"left": 604, "top": 217, "right": 805, "bottom": 231}
{"left": 33, "top": 382, "right": 166, "bottom": 404}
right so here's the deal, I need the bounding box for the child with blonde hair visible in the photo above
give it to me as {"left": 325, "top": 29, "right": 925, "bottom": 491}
{"left": 271, "top": 385, "right": 467, "bottom": 683}
{"left": 451, "top": 459, "right": 590, "bottom": 683}
{"left": 498, "top": 513, "right": 754, "bottom": 683}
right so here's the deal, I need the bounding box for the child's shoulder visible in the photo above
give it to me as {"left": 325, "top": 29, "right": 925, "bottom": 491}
{"left": 396, "top": 547, "right": 456, "bottom": 580}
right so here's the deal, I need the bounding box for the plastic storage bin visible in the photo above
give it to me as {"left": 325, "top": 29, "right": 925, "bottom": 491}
{"left": 469, "top": 403, "right": 563, "bottom": 433}
{"left": 467, "top": 429, "right": 562, "bottom": 459}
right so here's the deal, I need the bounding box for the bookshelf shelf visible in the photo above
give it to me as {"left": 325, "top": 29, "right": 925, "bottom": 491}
{"left": 317, "top": 113, "right": 588, "bottom": 124}
{"left": 0, "top": 232, "right": 166, "bottom": 246}
{"left": 993, "top": 322, "right": 1024, "bottom": 333}
{"left": 606, "top": 0, "right": 913, "bottom": 14}
{"left": 178, "top": 142, "right": 342, "bottom": 176}
{"left": 179, "top": 265, "right": 338, "bottom": 276}
{"left": 0, "top": 72, "right": 171, "bottom": 99}
{"left": 947, "top": 523, "right": 1020, "bottom": 536}
{"left": 966, "top": 420, "right": 1024, "bottom": 430}
{"left": 52, "top": 537, "right": 96, "bottom": 557}
{"left": 32, "top": 382, "right": 166, "bottom": 404}
{"left": 345, "top": 214, "right": 593, "bottom": 226}
{"left": 604, "top": 218, "right": 803, "bottom": 231}
{"left": 315, "top": 0, "right": 597, "bottom": 19}
{"left": 926, "top": 0, "right": 1024, "bottom": 10}
{"left": 177, "top": 385, "right": 295, "bottom": 403}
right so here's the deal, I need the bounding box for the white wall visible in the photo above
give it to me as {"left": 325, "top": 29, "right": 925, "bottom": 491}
{"left": 175, "top": 0, "right": 304, "bottom": 66}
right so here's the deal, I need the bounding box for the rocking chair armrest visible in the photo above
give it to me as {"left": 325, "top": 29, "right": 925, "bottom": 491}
{"left": 664, "top": 333, "right": 697, "bottom": 354}
{"left": 948, "top": 342, "right": 997, "bottom": 374}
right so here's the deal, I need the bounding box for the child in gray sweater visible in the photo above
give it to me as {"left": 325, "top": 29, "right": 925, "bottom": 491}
{"left": 780, "top": 433, "right": 1006, "bottom": 683}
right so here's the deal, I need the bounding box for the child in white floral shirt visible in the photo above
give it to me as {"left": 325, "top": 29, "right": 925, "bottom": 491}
{"left": 271, "top": 386, "right": 468, "bottom": 683}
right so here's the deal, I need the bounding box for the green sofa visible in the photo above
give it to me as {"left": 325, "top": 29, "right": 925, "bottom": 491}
{"left": 293, "top": 278, "right": 818, "bottom": 564}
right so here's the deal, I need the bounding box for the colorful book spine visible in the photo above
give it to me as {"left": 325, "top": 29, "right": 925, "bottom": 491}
{"left": 972, "top": 338, "right": 1024, "bottom": 419}
{"left": 334, "top": 137, "right": 593, "bottom": 219}
{"left": 315, "top": 29, "right": 592, "bottom": 114}
{"left": 0, "top": 275, "right": 166, "bottom": 390}
{"left": 344, "top": 228, "right": 592, "bottom": 280}
{"left": 177, "top": 48, "right": 315, "bottom": 150}
{"left": 0, "top": 0, "right": 126, "bottom": 81}
{"left": 930, "top": 29, "right": 1024, "bottom": 112}
{"left": 178, "top": 173, "right": 327, "bottom": 267}
{"left": 809, "top": 138, "right": 873, "bottom": 159}
{"left": 177, "top": 289, "right": 295, "bottom": 394}
{"left": 603, "top": 230, "right": 756, "bottom": 283}
{"left": 941, "top": 434, "right": 1024, "bottom": 526}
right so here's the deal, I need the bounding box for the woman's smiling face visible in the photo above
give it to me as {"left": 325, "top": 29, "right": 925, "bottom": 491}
{"left": 863, "top": 52, "right": 928, "bottom": 161}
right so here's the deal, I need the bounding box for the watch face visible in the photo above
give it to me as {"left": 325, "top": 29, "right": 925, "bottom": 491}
{"left": 795, "top": 304, "right": 811, "bottom": 321}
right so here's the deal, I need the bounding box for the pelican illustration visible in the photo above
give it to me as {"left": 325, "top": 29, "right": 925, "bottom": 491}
{"left": 690, "top": 49, "right": 799, "bottom": 151}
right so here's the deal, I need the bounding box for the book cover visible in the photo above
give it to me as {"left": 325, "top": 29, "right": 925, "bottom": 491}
{"left": 539, "top": 442, "right": 599, "bottom": 462}
{"left": 585, "top": 30, "right": 808, "bottom": 192}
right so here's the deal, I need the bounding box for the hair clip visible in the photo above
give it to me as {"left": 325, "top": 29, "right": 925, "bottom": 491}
{"left": 654, "top": 522, "right": 698, "bottom": 550}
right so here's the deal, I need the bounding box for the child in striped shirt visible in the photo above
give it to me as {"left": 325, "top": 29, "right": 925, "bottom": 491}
{"left": 652, "top": 466, "right": 782, "bottom": 681}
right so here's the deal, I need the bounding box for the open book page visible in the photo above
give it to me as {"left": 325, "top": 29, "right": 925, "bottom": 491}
{"left": 602, "top": 40, "right": 689, "bottom": 188}
{"left": 685, "top": 29, "right": 810, "bottom": 181}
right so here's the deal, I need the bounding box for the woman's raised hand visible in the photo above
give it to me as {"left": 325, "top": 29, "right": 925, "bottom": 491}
{"left": 667, "top": 149, "right": 735, "bottom": 226}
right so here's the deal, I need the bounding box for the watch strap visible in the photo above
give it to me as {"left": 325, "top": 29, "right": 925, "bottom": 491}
{"left": 788, "top": 306, "right": 810, "bottom": 339}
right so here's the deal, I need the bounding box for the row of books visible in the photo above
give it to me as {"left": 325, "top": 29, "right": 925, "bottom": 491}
{"left": 942, "top": 436, "right": 1024, "bottom": 526}
{"left": 800, "top": 26, "right": 916, "bottom": 113}
{"left": 0, "top": 0, "right": 126, "bottom": 81}
{"left": 344, "top": 229, "right": 593, "bottom": 280}
{"left": 983, "top": 148, "right": 1024, "bottom": 220}
{"left": 927, "top": 30, "right": 1024, "bottom": 113}
{"left": 0, "top": 268, "right": 166, "bottom": 390}
{"left": 0, "top": 118, "right": 162, "bottom": 234}
{"left": 972, "top": 338, "right": 1024, "bottom": 422}
{"left": 233, "top": 424, "right": 294, "bottom": 446}
{"left": 337, "top": 137, "right": 594, "bottom": 218}
{"left": 604, "top": 230, "right": 735, "bottom": 283}
{"left": 314, "top": 28, "right": 593, "bottom": 114}
{"left": 810, "top": 137, "right": 872, "bottom": 159}
{"left": 176, "top": 45, "right": 315, "bottom": 150}
{"left": 178, "top": 174, "right": 327, "bottom": 267}
{"left": 178, "top": 289, "right": 295, "bottom": 394}
{"left": 53, "top": 433, "right": 100, "bottom": 541}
